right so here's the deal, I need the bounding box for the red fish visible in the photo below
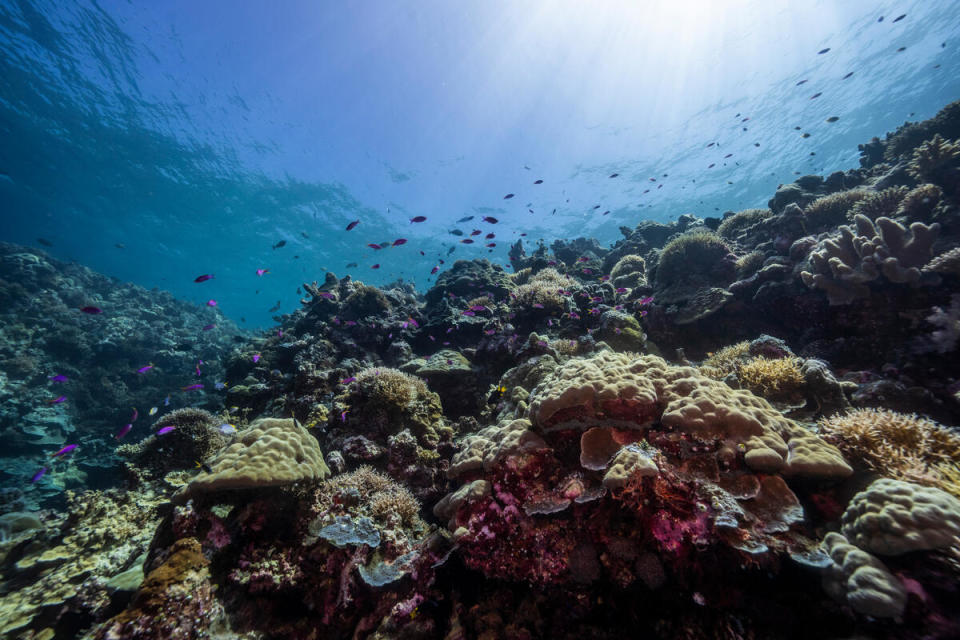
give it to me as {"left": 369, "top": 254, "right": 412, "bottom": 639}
{"left": 392, "top": 238, "right": 407, "bottom": 247}
{"left": 461, "top": 239, "right": 474, "bottom": 244}
{"left": 256, "top": 268, "right": 269, "bottom": 276}
{"left": 430, "top": 265, "right": 439, "bottom": 274}
{"left": 471, "top": 229, "right": 482, "bottom": 236}
{"left": 115, "top": 423, "right": 132, "bottom": 439}
{"left": 409, "top": 216, "right": 427, "bottom": 223}
{"left": 482, "top": 216, "right": 498, "bottom": 224}
{"left": 194, "top": 274, "right": 214, "bottom": 283}
{"left": 157, "top": 426, "right": 176, "bottom": 435}
{"left": 79, "top": 306, "right": 102, "bottom": 314}
{"left": 486, "top": 242, "right": 495, "bottom": 247}
{"left": 31, "top": 467, "right": 47, "bottom": 483}
{"left": 342, "top": 376, "right": 357, "bottom": 384}
{"left": 371, "top": 264, "right": 380, "bottom": 269}
{"left": 130, "top": 407, "right": 139, "bottom": 422}
{"left": 202, "top": 323, "right": 216, "bottom": 331}
{"left": 485, "top": 233, "right": 495, "bottom": 239}
{"left": 346, "top": 220, "right": 359, "bottom": 231}
{"left": 367, "top": 243, "right": 382, "bottom": 250}
{"left": 49, "top": 375, "right": 68, "bottom": 383}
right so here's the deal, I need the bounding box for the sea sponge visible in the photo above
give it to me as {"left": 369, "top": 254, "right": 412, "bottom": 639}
{"left": 655, "top": 231, "right": 734, "bottom": 286}
{"left": 821, "top": 531, "right": 907, "bottom": 618}
{"left": 819, "top": 408, "right": 960, "bottom": 495}
{"left": 846, "top": 187, "right": 907, "bottom": 221}
{"left": 174, "top": 417, "right": 329, "bottom": 502}
{"left": 609, "top": 254, "right": 647, "bottom": 289}
{"left": 907, "top": 134, "right": 960, "bottom": 183}
{"left": 803, "top": 190, "right": 868, "bottom": 230}
{"left": 717, "top": 208, "right": 771, "bottom": 239}
{"left": 840, "top": 478, "right": 960, "bottom": 555}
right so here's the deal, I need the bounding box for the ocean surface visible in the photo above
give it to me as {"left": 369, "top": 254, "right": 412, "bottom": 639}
{"left": 2, "top": 1, "right": 960, "bottom": 639}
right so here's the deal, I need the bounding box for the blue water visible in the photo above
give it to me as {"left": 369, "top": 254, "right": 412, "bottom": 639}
{"left": 1, "top": 0, "right": 959, "bottom": 327}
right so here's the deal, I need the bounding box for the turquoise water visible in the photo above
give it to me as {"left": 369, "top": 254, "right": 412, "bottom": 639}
{"left": 2, "top": 0, "right": 958, "bottom": 327}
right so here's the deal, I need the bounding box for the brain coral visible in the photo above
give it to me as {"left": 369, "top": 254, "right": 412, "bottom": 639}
{"left": 840, "top": 478, "right": 960, "bottom": 556}
{"left": 528, "top": 351, "right": 852, "bottom": 480}
{"left": 175, "top": 417, "right": 329, "bottom": 502}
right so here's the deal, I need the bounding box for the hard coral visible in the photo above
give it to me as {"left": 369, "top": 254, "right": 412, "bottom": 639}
{"left": 846, "top": 186, "right": 907, "bottom": 221}
{"left": 803, "top": 190, "right": 868, "bottom": 231}
{"left": 511, "top": 267, "right": 573, "bottom": 311}
{"left": 609, "top": 254, "right": 647, "bottom": 289}
{"left": 117, "top": 408, "right": 229, "bottom": 477}
{"left": 717, "top": 208, "right": 771, "bottom": 239}
{"left": 735, "top": 356, "right": 805, "bottom": 403}
{"left": 907, "top": 134, "right": 960, "bottom": 184}
{"left": 655, "top": 231, "right": 734, "bottom": 287}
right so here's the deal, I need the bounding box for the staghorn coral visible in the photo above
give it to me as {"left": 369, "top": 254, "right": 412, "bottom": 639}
{"left": 699, "top": 340, "right": 751, "bottom": 379}
{"left": 841, "top": 478, "right": 960, "bottom": 556}
{"left": 800, "top": 214, "right": 941, "bottom": 304}
{"left": 735, "top": 356, "right": 806, "bottom": 403}
{"left": 907, "top": 134, "right": 960, "bottom": 184}
{"left": 173, "top": 417, "right": 329, "bottom": 503}
{"left": 820, "top": 408, "right": 960, "bottom": 496}
{"left": 846, "top": 187, "right": 907, "bottom": 221}
{"left": 655, "top": 231, "right": 734, "bottom": 287}
{"left": 802, "top": 190, "right": 868, "bottom": 230}
{"left": 717, "top": 208, "right": 771, "bottom": 239}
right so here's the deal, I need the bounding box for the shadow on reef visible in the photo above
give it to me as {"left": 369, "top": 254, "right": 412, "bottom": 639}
{"left": 2, "top": 102, "right": 960, "bottom": 639}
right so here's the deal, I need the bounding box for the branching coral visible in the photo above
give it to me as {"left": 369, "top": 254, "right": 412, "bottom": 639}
{"left": 717, "top": 208, "right": 771, "bottom": 239}
{"left": 846, "top": 187, "right": 907, "bottom": 222}
{"left": 510, "top": 267, "right": 575, "bottom": 311}
{"left": 803, "top": 190, "right": 868, "bottom": 230}
{"left": 897, "top": 183, "right": 943, "bottom": 221}
{"left": 820, "top": 408, "right": 960, "bottom": 496}
{"left": 655, "top": 231, "right": 734, "bottom": 287}
{"left": 907, "top": 134, "right": 960, "bottom": 183}
{"left": 800, "top": 214, "right": 940, "bottom": 304}
{"left": 699, "top": 341, "right": 751, "bottom": 379}
{"left": 735, "top": 356, "right": 805, "bottom": 402}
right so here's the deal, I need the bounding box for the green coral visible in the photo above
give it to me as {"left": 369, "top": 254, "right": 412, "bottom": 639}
{"left": 655, "top": 230, "right": 733, "bottom": 287}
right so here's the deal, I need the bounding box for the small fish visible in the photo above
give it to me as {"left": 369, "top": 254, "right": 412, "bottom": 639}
{"left": 346, "top": 220, "right": 360, "bottom": 231}
{"left": 217, "top": 423, "right": 237, "bottom": 435}
{"left": 430, "top": 265, "right": 439, "bottom": 274}
{"left": 115, "top": 423, "right": 132, "bottom": 439}
{"left": 194, "top": 274, "right": 214, "bottom": 283}
{"left": 149, "top": 407, "right": 158, "bottom": 416}
{"left": 301, "top": 231, "right": 309, "bottom": 239}
{"left": 810, "top": 92, "right": 822, "bottom": 99}
{"left": 137, "top": 364, "right": 154, "bottom": 374}
{"left": 115, "top": 243, "right": 125, "bottom": 249}
{"left": 371, "top": 263, "right": 380, "bottom": 269}
{"left": 533, "top": 179, "right": 543, "bottom": 184}
{"left": 817, "top": 48, "right": 830, "bottom": 54}
{"left": 130, "top": 407, "right": 139, "bottom": 422}
{"left": 157, "top": 426, "right": 175, "bottom": 435}
{"left": 456, "top": 215, "right": 474, "bottom": 223}
{"left": 471, "top": 229, "right": 482, "bottom": 236}
{"left": 345, "top": 262, "right": 358, "bottom": 268}
{"left": 392, "top": 238, "right": 407, "bottom": 247}
{"left": 482, "top": 216, "right": 498, "bottom": 224}
{"left": 842, "top": 71, "right": 854, "bottom": 79}
{"left": 724, "top": 153, "right": 733, "bottom": 158}
{"left": 708, "top": 163, "right": 715, "bottom": 168}
{"left": 461, "top": 239, "right": 474, "bottom": 244}
{"left": 615, "top": 287, "right": 628, "bottom": 294}
{"left": 79, "top": 306, "right": 102, "bottom": 314}
{"left": 181, "top": 383, "right": 203, "bottom": 391}
{"left": 639, "top": 296, "right": 654, "bottom": 305}
{"left": 485, "top": 233, "right": 495, "bottom": 239}
{"left": 892, "top": 13, "right": 905, "bottom": 22}
{"left": 272, "top": 240, "right": 287, "bottom": 249}
{"left": 206, "top": 300, "right": 217, "bottom": 307}
{"left": 164, "top": 395, "right": 171, "bottom": 406}
{"left": 409, "top": 216, "right": 427, "bottom": 223}
{"left": 367, "top": 243, "right": 383, "bottom": 250}
{"left": 51, "top": 444, "right": 77, "bottom": 458}
{"left": 896, "top": 47, "right": 906, "bottom": 52}
{"left": 252, "top": 354, "right": 261, "bottom": 363}
{"left": 256, "top": 268, "right": 270, "bottom": 276}
{"left": 195, "top": 460, "right": 213, "bottom": 473}
{"left": 802, "top": 132, "right": 811, "bottom": 138}
{"left": 449, "top": 229, "right": 464, "bottom": 236}
{"left": 462, "top": 310, "right": 476, "bottom": 317}
{"left": 470, "top": 304, "right": 487, "bottom": 312}
{"left": 202, "top": 323, "right": 216, "bottom": 331}
{"left": 340, "top": 410, "right": 349, "bottom": 422}
{"left": 49, "top": 374, "right": 68, "bottom": 383}
{"left": 609, "top": 173, "right": 619, "bottom": 178}
{"left": 532, "top": 303, "right": 545, "bottom": 309}
{"left": 485, "top": 242, "right": 496, "bottom": 248}
{"left": 214, "top": 382, "right": 227, "bottom": 390}
{"left": 826, "top": 116, "right": 839, "bottom": 123}
{"left": 47, "top": 396, "right": 66, "bottom": 404}
{"left": 31, "top": 467, "right": 47, "bottom": 483}
{"left": 36, "top": 237, "right": 53, "bottom": 247}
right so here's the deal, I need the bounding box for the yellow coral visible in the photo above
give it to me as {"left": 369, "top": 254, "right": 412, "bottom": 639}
{"left": 736, "top": 357, "right": 805, "bottom": 401}
{"left": 700, "top": 341, "right": 751, "bottom": 379}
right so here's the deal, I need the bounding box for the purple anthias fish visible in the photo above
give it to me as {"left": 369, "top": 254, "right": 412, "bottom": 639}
{"left": 181, "top": 383, "right": 203, "bottom": 391}
{"left": 194, "top": 274, "right": 214, "bottom": 283}
{"left": 115, "top": 423, "right": 132, "bottom": 439}
{"left": 48, "top": 396, "right": 67, "bottom": 404}
{"left": 79, "top": 306, "right": 102, "bottom": 314}
{"left": 462, "top": 311, "right": 476, "bottom": 317}
{"left": 342, "top": 377, "right": 356, "bottom": 384}
{"left": 51, "top": 444, "right": 77, "bottom": 458}
{"left": 206, "top": 300, "right": 217, "bottom": 307}
{"left": 157, "top": 426, "right": 176, "bottom": 435}
{"left": 252, "top": 354, "right": 261, "bottom": 363}
{"left": 639, "top": 296, "right": 654, "bottom": 305}
{"left": 130, "top": 407, "right": 138, "bottom": 422}
{"left": 49, "top": 374, "right": 68, "bottom": 383}
{"left": 31, "top": 467, "right": 47, "bottom": 483}
{"left": 137, "top": 364, "right": 154, "bottom": 374}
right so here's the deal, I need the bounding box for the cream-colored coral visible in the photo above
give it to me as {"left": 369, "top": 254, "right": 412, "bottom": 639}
{"left": 609, "top": 254, "right": 647, "bottom": 289}
{"left": 924, "top": 247, "right": 960, "bottom": 276}
{"left": 511, "top": 268, "right": 576, "bottom": 311}
{"left": 175, "top": 417, "right": 329, "bottom": 501}
{"left": 821, "top": 531, "right": 907, "bottom": 618}
{"left": 433, "top": 479, "right": 491, "bottom": 529}
{"left": 602, "top": 445, "right": 659, "bottom": 489}
{"left": 907, "top": 134, "right": 960, "bottom": 183}
{"left": 717, "top": 208, "right": 771, "bottom": 239}
{"left": 528, "top": 351, "right": 851, "bottom": 480}
{"left": 841, "top": 478, "right": 960, "bottom": 556}
{"left": 448, "top": 418, "right": 547, "bottom": 477}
